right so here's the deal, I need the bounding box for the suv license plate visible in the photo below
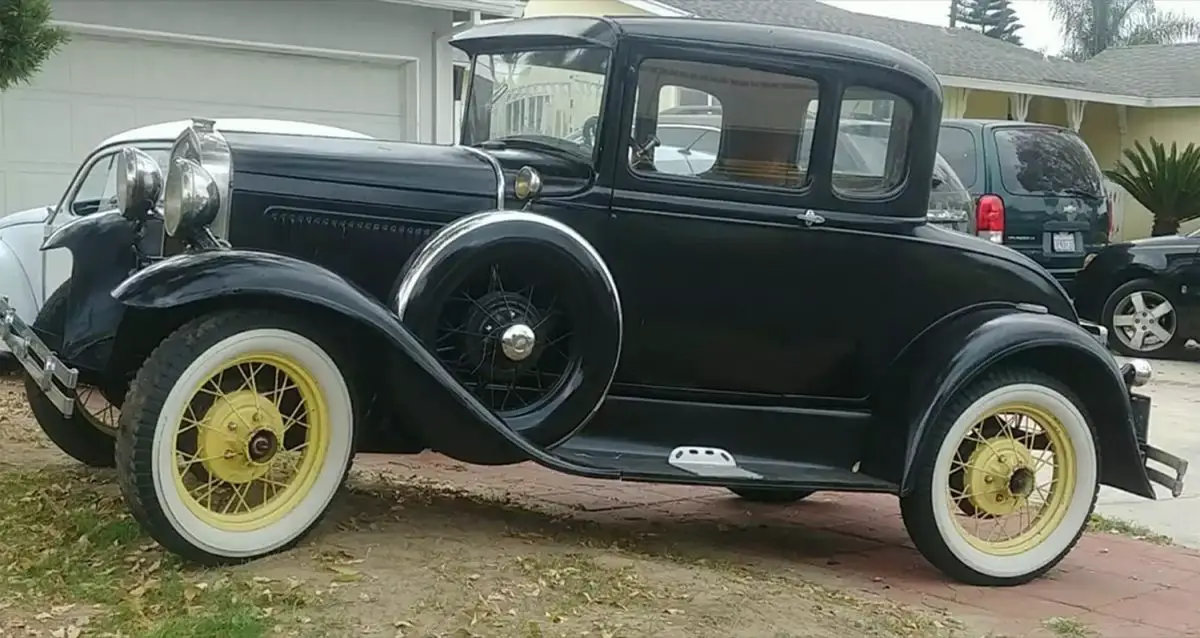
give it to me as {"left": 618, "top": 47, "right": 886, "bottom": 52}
{"left": 1052, "top": 232, "right": 1077, "bottom": 253}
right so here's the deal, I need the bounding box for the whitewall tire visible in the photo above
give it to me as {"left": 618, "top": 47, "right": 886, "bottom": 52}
{"left": 900, "top": 368, "right": 1098, "bottom": 586}
{"left": 116, "top": 310, "right": 357, "bottom": 565}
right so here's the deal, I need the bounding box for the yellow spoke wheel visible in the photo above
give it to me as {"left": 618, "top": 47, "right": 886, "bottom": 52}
{"left": 174, "top": 353, "right": 330, "bottom": 532}
{"left": 949, "top": 404, "right": 1076, "bottom": 556}
{"left": 900, "top": 369, "right": 1098, "bottom": 586}
{"left": 116, "top": 311, "right": 356, "bottom": 565}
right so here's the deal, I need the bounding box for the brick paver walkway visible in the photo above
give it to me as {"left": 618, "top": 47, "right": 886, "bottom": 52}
{"left": 363, "top": 452, "right": 1200, "bottom": 638}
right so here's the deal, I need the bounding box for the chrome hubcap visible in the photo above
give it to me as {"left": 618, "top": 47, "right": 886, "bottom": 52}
{"left": 500, "top": 323, "right": 536, "bottom": 361}
{"left": 1113, "top": 290, "right": 1175, "bottom": 352}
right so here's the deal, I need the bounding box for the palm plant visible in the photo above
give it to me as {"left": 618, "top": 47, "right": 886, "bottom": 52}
{"left": 1048, "top": 0, "right": 1200, "bottom": 60}
{"left": 1105, "top": 138, "right": 1200, "bottom": 236}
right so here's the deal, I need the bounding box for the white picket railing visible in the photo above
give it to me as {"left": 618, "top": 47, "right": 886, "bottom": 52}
{"left": 490, "top": 78, "right": 605, "bottom": 139}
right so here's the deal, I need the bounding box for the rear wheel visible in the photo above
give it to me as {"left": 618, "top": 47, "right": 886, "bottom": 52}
{"left": 900, "top": 368, "right": 1098, "bottom": 586}
{"left": 25, "top": 281, "right": 120, "bottom": 467}
{"left": 728, "top": 488, "right": 815, "bottom": 503}
{"left": 1102, "top": 278, "right": 1187, "bottom": 358}
{"left": 116, "top": 310, "right": 356, "bottom": 565}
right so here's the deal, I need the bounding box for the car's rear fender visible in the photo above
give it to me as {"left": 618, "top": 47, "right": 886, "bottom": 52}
{"left": 863, "top": 305, "right": 1154, "bottom": 499}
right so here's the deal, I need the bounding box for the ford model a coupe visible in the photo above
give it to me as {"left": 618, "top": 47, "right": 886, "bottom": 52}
{"left": 3, "top": 16, "right": 1188, "bottom": 586}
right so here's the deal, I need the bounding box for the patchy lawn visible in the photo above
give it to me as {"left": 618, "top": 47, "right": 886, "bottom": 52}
{"left": 0, "top": 377, "right": 978, "bottom": 637}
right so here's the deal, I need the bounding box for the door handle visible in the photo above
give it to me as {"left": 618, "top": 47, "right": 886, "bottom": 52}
{"left": 796, "top": 210, "right": 826, "bottom": 227}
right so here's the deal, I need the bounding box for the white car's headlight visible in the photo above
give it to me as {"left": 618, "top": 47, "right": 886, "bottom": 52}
{"left": 163, "top": 157, "right": 219, "bottom": 236}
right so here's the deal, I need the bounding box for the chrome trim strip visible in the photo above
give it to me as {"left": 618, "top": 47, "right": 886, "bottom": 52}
{"left": 460, "top": 146, "right": 505, "bottom": 208}
{"left": 0, "top": 297, "right": 78, "bottom": 416}
{"left": 393, "top": 209, "right": 623, "bottom": 425}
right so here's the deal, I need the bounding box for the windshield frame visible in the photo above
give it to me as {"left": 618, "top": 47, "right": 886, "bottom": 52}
{"left": 460, "top": 46, "right": 613, "bottom": 164}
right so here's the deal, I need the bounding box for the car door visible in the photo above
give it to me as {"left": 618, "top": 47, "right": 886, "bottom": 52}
{"left": 608, "top": 51, "right": 928, "bottom": 404}
{"left": 41, "top": 144, "right": 171, "bottom": 301}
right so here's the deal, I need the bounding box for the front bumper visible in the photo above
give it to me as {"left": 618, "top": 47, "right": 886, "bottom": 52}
{"left": 1128, "top": 387, "right": 1189, "bottom": 498}
{"left": 0, "top": 296, "right": 78, "bottom": 416}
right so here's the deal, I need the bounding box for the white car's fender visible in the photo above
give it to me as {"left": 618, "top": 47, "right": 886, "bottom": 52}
{"left": 0, "top": 238, "right": 40, "bottom": 354}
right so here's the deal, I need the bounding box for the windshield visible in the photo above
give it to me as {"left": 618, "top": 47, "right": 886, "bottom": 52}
{"left": 462, "top": 47, "right": 610, "bottom": 158}
{"left": 993, "top": 127, "right": 1104, "bottom": 198}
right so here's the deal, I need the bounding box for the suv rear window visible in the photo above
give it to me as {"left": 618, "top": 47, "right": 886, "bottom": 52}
{"left": 993, "top": 127, "right": 1103, "bottom": 198}
{"left": 936, "top": 127, "right": 977, "bottom": 187}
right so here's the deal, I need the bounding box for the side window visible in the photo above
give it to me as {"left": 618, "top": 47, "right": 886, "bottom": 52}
{"left": 936, "top": 127, "right": 978, "bottom": 188}
{"left": 630, "top": 59, "right": 820, "bottom": 189}
{"left": 832, "top": 87, "right": 913, "bottom": 196}
{"left": 66, "top": 152, "right": 118, "bottom": 216}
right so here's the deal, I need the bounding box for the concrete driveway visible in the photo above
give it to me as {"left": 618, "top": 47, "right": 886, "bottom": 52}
{"left": 1099, "top": 354, "right": 1200, "bottom": 547}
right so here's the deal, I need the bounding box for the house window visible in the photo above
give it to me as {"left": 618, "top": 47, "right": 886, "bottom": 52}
{"left": 831, "top": 86, "right": 913, "bottom": 196}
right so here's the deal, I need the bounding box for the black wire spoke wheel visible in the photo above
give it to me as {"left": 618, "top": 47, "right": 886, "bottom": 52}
{"left": 432, "top": 260, "right": 580, "bottom": 418}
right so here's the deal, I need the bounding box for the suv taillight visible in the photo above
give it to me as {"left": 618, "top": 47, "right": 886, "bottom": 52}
{"left": 976, "top": 194, "right": 1005, "bottom": 244}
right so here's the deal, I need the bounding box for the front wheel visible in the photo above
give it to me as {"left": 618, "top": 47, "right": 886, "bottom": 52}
{"left": 900, "top": 368, "right": 1098, "bottom": 586}
{"left": 25, "top": 280, "right": 120, "bottom": 467}
{"left": 116, "top": 310, "right": 357, "bottom": 565}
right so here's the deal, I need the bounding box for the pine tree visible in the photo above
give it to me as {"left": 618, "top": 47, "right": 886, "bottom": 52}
{"left": 950, "top": 0, "right": 1024, "bottom": 46}
{"left": 0, "top": 0, "right": 70, "bottom": 92}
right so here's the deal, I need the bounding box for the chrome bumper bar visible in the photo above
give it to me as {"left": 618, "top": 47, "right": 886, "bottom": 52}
{"left": 0, "top": 296, "right": 77, "bottom": 416}
{"left": 1145, "top": 444, "right": 1189, "bottom": 498}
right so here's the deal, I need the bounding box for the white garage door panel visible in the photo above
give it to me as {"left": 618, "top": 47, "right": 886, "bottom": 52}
{"left": 1, "top": 33, "right": 411, "bottom": 213}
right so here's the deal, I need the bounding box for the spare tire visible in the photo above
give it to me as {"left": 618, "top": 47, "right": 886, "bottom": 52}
{"left": 395, "top": 211, "right": 622, "bottom": 464}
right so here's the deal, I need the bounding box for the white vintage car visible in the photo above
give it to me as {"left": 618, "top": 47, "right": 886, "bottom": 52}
{"left": 0, "top": 119, "right": 371, "bottom": 352}
{"left": 0, "top": 119, "right": 371, "bottom": 457}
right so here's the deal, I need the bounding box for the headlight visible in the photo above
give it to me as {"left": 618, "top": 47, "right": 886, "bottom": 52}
{"left": 161, "top": 119, "right": 232, "bottom": 238}
{"left": 116, "top": 147, "right": 164, "bottom": 222}
{"left": 163, "top": 157, "right": 219, "bottom": 237}
{"left": 513, "top": 166, "right": 543, "bottom": 201}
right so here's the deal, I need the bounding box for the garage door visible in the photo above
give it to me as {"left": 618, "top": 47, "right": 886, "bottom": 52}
{"left": 1, "top": 34, "right": 411, "bottom": 214}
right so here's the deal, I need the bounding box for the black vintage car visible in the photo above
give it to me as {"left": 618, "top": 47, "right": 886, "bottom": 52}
{"left": 1073, "top": 228, "right": 1200, "bottom": 357}
{"left": 2, "top": 16, "right": 1187, "bottom": 587}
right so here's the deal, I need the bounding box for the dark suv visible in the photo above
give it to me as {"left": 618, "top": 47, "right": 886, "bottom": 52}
{"left": 937, "top": 119, "right": 1112, "bottom": 291}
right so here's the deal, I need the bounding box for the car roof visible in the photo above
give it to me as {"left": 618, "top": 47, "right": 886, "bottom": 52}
{"left": 940, "top": 118, "right": 1072, "bottom": 134}
{"left": 96, "top": 119, "right": 372, "bottom": 151}
{"left": 452, "top": 16, "right": 940, "bottom": 93}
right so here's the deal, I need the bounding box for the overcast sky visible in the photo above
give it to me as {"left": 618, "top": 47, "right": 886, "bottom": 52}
{"left": 821, "top": 0, "right": 1200, "bottom": 55}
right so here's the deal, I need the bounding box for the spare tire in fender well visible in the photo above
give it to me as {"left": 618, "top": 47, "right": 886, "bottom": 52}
{"left": 861, "top": 305, "right": 1154, "bottom": 499}
{"left": 393, "top": 210, "right": 624, "bottom": 463}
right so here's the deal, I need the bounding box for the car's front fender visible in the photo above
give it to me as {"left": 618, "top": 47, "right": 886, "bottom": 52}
{"left": 110, "top": 249, "right": 622, "bottom": 473}
{"left": 38, "top": 211, "right": 141, "bottom": 371}
{"left": 865, "top": 305, "right": 1154, "bottom": 499}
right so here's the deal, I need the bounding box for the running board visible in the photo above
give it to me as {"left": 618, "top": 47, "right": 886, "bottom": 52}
{"left": 1143, "top": 444, "right": 1188, "bottom": 498}
{"left": 550, "top": 439, "right": 897, "bottom": 492}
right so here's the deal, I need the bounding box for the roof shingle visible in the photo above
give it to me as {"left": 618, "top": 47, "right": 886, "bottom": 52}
{"left": 648, "top": 0, "right": 1196, "bottom": 100}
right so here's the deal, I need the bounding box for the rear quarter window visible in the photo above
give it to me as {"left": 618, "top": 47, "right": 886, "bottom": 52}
{"left": 993, "top": 127, "right": 1103, "bottom": 197}
{"left": 936, "top": 126, "right": 977, "bottom": 188}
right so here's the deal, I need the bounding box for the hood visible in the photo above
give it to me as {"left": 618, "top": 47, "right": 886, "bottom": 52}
{"left": 1118, "top": 234, "right": 1200, "bottom": 250}
{"left": 0, "top": 206, "right": 51, "bottom": 231}
{"left": 223, "top": 134, "right": 500, "bottom": 200}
